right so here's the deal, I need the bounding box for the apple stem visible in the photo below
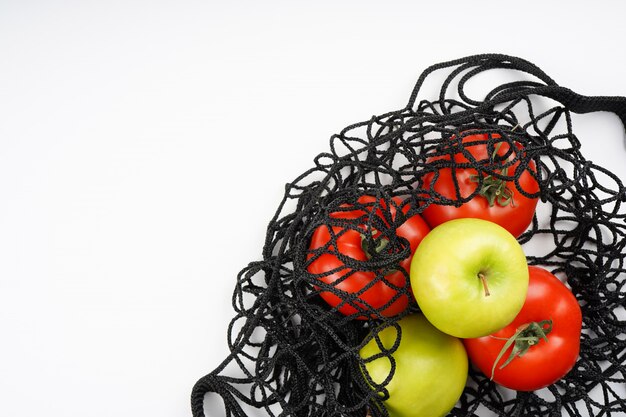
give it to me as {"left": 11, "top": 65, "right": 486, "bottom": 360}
{"left": 478, "top": 272, "right": 490, "bottom": 297}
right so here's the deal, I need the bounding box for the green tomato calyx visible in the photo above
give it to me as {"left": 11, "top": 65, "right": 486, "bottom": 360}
{"left": 360, "top": 229, "right": 401, "bottom": 276}
{"left": 471, "top": 169, "right": 516, "bottom": 207}
{"left": 469, "top": 141, "right": 516, "bottom": 208}
{"left": 490, "top": 319, "right": 553, "bottom": 379}
{"left": 360, "top": 229, "right": 390, "bottom": 260}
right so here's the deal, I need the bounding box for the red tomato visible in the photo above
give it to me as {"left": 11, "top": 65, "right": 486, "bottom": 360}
{"left": 463, "top": 266, "right": 582, "bottom": 391}
{"left": 421, "top": 131, "right": 540, "bottom": 238}
{"left": 307, "top": 196, "right": 430, "bottom": 319}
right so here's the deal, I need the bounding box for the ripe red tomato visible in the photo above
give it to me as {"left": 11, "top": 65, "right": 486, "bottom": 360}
{"left": 307, "top": 196, "right": 430, "bottom": 319}
{"left": 463, "top": 266, "right": 583, "bottom": 391}
{"left": 421, "top": 131, "right": 540, "bottom": 238}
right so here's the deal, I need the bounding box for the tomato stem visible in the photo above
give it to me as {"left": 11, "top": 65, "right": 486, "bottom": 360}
{"left": 360, "top": 232, "right": 390, "bottom": 260}
{"left": 469, "top": 141, "right": 516, "bottom": 208}
{"left": 470, "top": 169, "right": 516, "bottom": 207}
{"left": 489, "top": 319, "right": 553, "bottom": 380}
{"left": 478, "top": 272, "right": 490, "bottom": 297}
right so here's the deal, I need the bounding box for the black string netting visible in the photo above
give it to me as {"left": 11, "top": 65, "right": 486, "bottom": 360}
{"left": 192, "top": 54, "right": 626, "bottom": 417}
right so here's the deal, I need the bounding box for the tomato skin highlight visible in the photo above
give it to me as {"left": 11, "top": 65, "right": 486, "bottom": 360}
{"left": 421, "top": 132, "right": 540, "bottom": 238}
{"left": 463, "top": 266, "right": 583, "bottom": 391}
{"left": 307, "top": 196, "right": 430, "bottom": 319}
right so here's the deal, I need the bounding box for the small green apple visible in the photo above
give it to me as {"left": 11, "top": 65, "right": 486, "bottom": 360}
{"left": 410, "top": 218, "right": 529, "bottom": 338}
{"left": 359, "top": 314, "right": 468, "bottom": 417}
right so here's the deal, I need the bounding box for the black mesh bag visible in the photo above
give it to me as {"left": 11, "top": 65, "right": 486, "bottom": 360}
{"left": 191, "top": 54, "right": 626, "bottom": 417}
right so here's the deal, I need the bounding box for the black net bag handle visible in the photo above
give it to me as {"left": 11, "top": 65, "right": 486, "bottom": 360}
{"left": 406, "top": 53, "right": 626, "bottom": 127}
{"left": 192, "top": 54, "right": 626, "bottom": 417}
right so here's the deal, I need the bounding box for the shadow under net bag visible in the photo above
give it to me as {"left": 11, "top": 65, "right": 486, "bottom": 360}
{"left": 191, "top": 54, "right": 626, "bottom": 417}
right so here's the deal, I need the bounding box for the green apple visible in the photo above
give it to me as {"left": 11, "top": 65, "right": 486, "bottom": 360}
{"left": 359, "top": 314, "right": 468, "bottom": 417}
{"left": 410, "top": 218, "right": 529, "bottom": 338}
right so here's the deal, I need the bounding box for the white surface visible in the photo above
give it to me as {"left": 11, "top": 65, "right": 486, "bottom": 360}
{"left": 1, "top": 1, "right": 625, "bottom": 416}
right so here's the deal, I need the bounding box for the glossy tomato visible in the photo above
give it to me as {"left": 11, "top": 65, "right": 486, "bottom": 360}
{"left": 307, "top": 196, "right": 430, "bottom": 319}
{"left": 421, "top": 131, "right": 540, "bottom": 238}
{"left": 463, "top": 266, "right": 582, "bottom": 391}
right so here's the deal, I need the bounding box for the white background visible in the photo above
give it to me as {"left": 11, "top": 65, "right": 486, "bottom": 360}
{"left": 1, "top": 1, "right": 625, "bottom": 416}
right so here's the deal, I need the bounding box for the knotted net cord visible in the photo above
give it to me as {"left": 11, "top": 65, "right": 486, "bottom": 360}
{"left": 192, "top": 54, "right": 626, "bottom": 417}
